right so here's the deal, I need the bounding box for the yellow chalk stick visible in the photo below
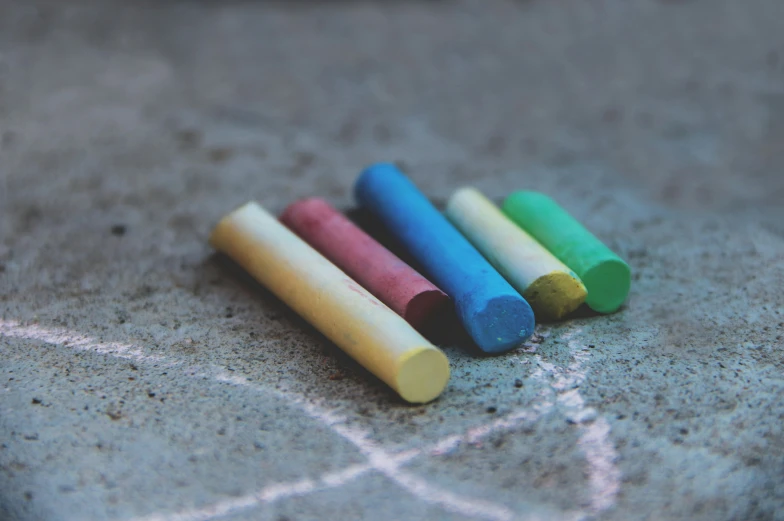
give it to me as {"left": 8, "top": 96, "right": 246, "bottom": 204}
{"left": 209, "top": 202, "right": 450, "bottom": 403}
{"left": 445, "top": 188, "right": 587, "bottom": 321}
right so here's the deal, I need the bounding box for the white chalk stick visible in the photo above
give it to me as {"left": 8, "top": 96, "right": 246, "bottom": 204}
{"left": 446, "top": 188, "right": 587, "bottom": 321}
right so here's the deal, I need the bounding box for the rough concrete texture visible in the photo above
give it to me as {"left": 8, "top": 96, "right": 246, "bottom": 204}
{"left": 1, "top": 1, "right": 783, "bottom": 520}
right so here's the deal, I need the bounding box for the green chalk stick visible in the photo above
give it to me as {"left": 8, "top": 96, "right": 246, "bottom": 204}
{"left": 502, "top": 191, "right": 630, "bottom": 314}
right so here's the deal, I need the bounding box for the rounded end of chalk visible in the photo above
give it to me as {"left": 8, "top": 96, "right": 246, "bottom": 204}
{"left": 582, "top": 259, "right": 631, "bottom": 314}
{"left": 523, "top": 272, "right": 588, "bottom": 322}
{"left": 502, "top": 190, "right": 556, "bottom": 211}
{"left": 279, "top": 197, "right": 331, "bottom": 228}
{"left": 445, "top": 186, "right": 483, "bottom": 212}
{"left": 403, "top": 289, "right": 451, "bottom": 331}
{"left": 396, "top": 347, "right": 451, "bottom": 404}
{"left": 461, "top": 294, "right": 536, "bottom": 354}
{"left": 354, "top": 163, "right": 401, "bottom": 202}
{"left": 209, "top": 201, "right": 262, "bottom": 251}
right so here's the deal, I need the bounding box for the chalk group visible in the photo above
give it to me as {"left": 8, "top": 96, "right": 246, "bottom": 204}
{"left": 210, "top": 163, "right": 631, "bottom": 403}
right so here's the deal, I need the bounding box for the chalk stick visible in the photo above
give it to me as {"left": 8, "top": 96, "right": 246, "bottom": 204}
{"left": 210, "top": 202, "right": 450, "bottom": 403}
{"left": 280, "top": 198, "right": 449, "bottom": 329}
{"left": 445, "top": 188, "right": 587, "bottom": 321}
{"left": 354, "top": 163, "right": 535, "bottom": 354}
{"left": 502, "top": 191, "right": 631, "bottom": 313}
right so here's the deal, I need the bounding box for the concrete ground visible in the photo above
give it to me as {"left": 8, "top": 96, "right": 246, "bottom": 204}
{"left": 1, "top": 0, "right": 783, "bottom": 520}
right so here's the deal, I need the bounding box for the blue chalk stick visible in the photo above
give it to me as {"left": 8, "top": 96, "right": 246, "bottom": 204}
{"left": 354, "top": 163, "right": 535, "bottom": 354}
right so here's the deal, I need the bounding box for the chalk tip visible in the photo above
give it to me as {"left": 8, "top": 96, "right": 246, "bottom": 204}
{"left": 523, "top": 272, "right": 588, "bottom": 322}
{"left": 279, "top": 197, "right": 337, "bottom": 233}
{"left": 209, "top": 201, "right": 259, "bottom": 250}
{"left": 356, "top": 162, "right": 399, "bottom": 180}
{"left": 403, "top": 289, "right": 451, "bottom": 331}
{"left": 462, "top": 295, "right": 535, "bottom": 354}
{"left": 360, "top": 162, "right": 399, "bottom": 175}
{"left": 280, "top": 196, "right": 330, "bottom": 221}
{"left": 447, "top": 186, "right": 482, "bottom": 203}
{"left": 355, "top": 162, "right": 402, "bottom": 196}
{"left": 582, "top": 259, "right": 631, "bottom": 314}
{"left": 396, "top": 347, "right": 451, "bottom": 403}
{"left": 502, "top": 190, "right": 553, "bottom": 208}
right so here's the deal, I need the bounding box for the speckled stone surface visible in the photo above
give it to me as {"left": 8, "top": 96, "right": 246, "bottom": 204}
{"left": 1, "top": 1, "right": 783, "bottom": 520}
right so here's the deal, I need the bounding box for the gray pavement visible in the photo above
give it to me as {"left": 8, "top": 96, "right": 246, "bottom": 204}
{"left": 1, "top": 1, "right": 783, "bottom": 520}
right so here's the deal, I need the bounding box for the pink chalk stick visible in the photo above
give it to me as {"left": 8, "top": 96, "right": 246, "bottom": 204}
{"left": 280, "top": 198, "right": 449, "bottom": 329}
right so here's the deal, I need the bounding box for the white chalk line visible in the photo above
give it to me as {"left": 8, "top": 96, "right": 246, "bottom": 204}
{"left": 0, "top": 320, "right": 535, "bottom": 521}
{"left": 225, "top": 373, "right": 524, "bottom": 521}
{"left": 327, "top": 420, "right": 520, "bottom": 521}
{"left": 1, "top": 319, "right": 618, "bottom": 520}
{"left": 135, "top": 463, "right": 372, "bottom": 521}
{"left": 530, "top": 328, "right": 621, "bottom": 515}
{"left": 0, "top": 320, "right": 167, "bottom": 364}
